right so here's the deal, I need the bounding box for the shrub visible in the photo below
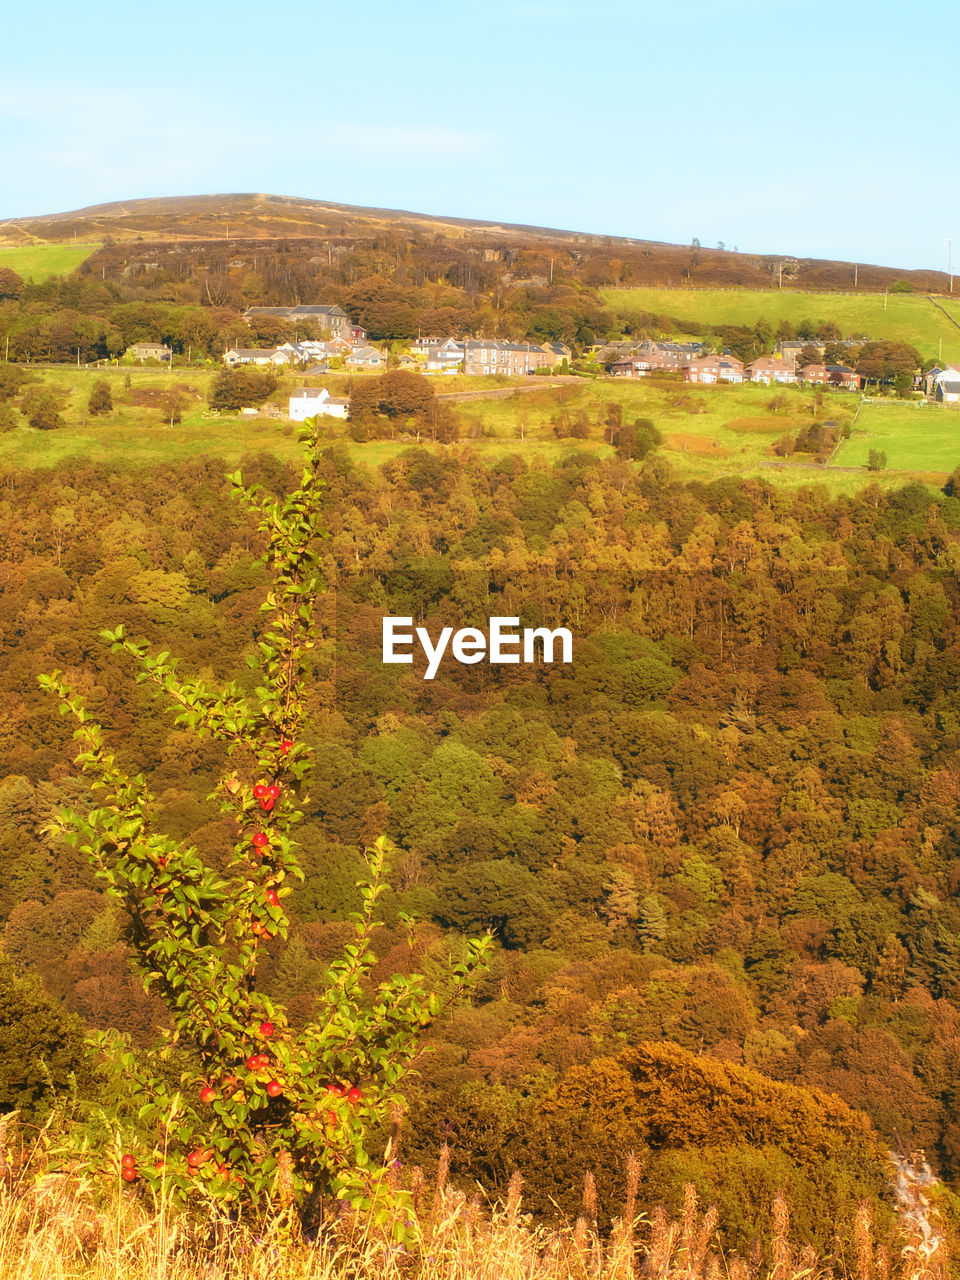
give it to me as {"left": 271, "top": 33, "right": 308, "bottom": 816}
{"left": 41, "top": 421, "right": 489, "bottom": 1232}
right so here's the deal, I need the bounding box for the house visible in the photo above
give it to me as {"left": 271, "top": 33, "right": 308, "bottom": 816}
{"left": 682, "top": 355, "right": 744, "bottom": 385}
{"left": 745, "top": 356, "right": 797, "bottom": 385}
{"left": 923, "top": 366, "right": 944, "bottom": 397}
{"left": 932, "top": 366, "right": 960, "bottom": 402}
{"left": 421, "top": 338, "right": 464, "bottom": 373}
{"left": 344, "top": 345, "right": 386, "bottom": 369}
{"left": 541, "top": 341, "right": 572, "bottom": 367}
{"left": 799, "top": 363, "right": 829, "bottom": 384}
{"left": 243, "top": 305, "right": 365, "bottom": 342}
{"left": 223, "top": 347, "right": 291, "bottom": 367}
{"left": 825, "top": 365, "right": 860, "bottom": 391}
{"left": 777, "top": 339, "right": 823, "bottom": 363}
{"left": 288, "top": 386, "right": 350, "bottom": 421}
{"left": 127, "top": 342, "right": 172, "bottom": 362}
{"left": 461, "top": 340, "right": 553, "bottom": 376}
{"left": 611, "top": 340, "right": 704, "bottom": 376}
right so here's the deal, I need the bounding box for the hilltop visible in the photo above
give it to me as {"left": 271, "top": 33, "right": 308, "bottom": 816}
{"left": 0, "top": 191, "right": 952, "bottom": 294}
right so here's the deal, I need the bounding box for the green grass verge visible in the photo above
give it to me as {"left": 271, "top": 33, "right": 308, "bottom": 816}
{"left": 0, "top": 243, "right": 99, "bottom": 282}
{"left": 601, "top": 287, "right": 960, "bottom": 364}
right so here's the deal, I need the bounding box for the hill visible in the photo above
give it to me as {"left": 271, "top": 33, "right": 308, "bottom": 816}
{"left": 0, "top": 191, "right": 952, "bottom": 295}
{"left": 603, "top": 285, "right": 960, "bottom": 363}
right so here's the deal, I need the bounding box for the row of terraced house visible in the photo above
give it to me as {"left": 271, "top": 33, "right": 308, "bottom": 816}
{"left": 610, "top": 341, "right": 860, "bottom": 390}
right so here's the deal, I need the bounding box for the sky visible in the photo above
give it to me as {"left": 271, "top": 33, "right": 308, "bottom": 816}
{"left": 2, "top": 0, "right": 956, "bottom": 271}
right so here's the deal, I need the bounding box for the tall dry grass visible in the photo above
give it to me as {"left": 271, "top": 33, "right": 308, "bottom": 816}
{"left": 0, "top": 1120, "right": 948, "bottom": 1280}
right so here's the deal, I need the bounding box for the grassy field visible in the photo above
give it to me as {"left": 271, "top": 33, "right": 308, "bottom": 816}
{"left": 835, "top": 399, "right": 960, "bottom": 473}
{"left": 1, "top": 364, "right": 954, "bottom": 497}
{"left": 0, "top": 242, "right": 99, "bottom": 281}
{"left": 601, "top": 286, "right": 960, "bottom": 364}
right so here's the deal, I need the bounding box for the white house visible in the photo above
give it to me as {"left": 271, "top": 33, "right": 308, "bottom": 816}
{"left": 288, "top": 386, "right": 349, "bottom": 421}
{"left": 223, "top": 347, "right": 292, "bottom": 367}
{"left": 933, "top": 366, "right": 960, "bottom": 402}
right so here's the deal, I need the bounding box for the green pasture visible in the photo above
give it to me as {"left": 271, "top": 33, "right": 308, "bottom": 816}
{"left": 0, "top": 363, "right": 947, "bottom": 497}
{"left": 0, "top": 243, "right": 99, "bottom": 282}
{"left": 835, "top": 400, "right": 960, "bottom": 474}
{"left": 601, "top": 287, "right": 960, "bottom": 364}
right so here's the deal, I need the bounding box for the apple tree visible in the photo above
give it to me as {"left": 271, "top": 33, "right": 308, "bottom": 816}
{"left": 40, "top": 419, "right": 489, "bottom": 1230}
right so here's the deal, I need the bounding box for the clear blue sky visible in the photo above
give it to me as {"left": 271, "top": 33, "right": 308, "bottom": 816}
{"left": 2, "top": 0, "right": 955, "bottom": 271}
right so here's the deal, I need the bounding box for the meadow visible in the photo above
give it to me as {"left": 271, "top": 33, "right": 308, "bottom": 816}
{"left": 601, "top": 286, "right": 960, "bottom": 364}
{"left": 836, "top": 399, "right": 960, "bottom": 473}
{"left": 4, "top": 364, "right": 957, "bottom": 497}
{"left": 0, "top": 243, "right": 99, "bottom": 282}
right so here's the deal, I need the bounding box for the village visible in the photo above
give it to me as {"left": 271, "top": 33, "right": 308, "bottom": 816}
{"left": 123, "top": 302, "right": 960, "bottom": 422}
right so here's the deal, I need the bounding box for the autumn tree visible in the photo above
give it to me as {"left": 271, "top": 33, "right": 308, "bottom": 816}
{"left": 88, "top": 379, "right": 113, "bottom": 416}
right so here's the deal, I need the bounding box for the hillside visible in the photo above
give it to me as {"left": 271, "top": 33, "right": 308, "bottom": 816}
{"left": 0, "top": 191, "right": 952, "bottom": 294}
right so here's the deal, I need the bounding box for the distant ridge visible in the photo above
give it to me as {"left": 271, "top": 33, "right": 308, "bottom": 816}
{"left": 0, "top": 192, "right": 951, "bottom": 293}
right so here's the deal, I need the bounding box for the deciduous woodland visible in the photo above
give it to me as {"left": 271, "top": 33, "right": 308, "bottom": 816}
{"left": 5, "top": 441, "right": 960, "bottom": 1255}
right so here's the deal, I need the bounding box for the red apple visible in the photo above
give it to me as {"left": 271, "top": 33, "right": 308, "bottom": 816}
{"left": 121, "top": 1153, "right": 136, "bottom": 1170}
{"left": 266, "top": 1080, "right": 283, "bottom": 1098}
{"left": 253, "top": 784, "right": 267, "bottom": 798}
{"left": 267, "top": 784, "right": 281, "bottom": 800}
{"left": 265, "top": 889, "right": 279, "bottom": 907}
{"left": 259, "top": 797, "right": 275, "bottom": 812}
{"left": 252, "top": 832, "right": 269, "bottom": 849}
{"left": 280, "top": 740, "right": 293, "bottom": 755}
{"left": 187, "top": 1149, "right": 207, "bottom": 1168}
{"left": 121, "top": 1167, "right": 138, "bottom": 1182}
{"left": 200, "top": 1086, "right": 217, "bottom": 1104}
{"left": 347, "top": 1086, "right": 363, "bottom": 1105}
{"left": 259, "top": 1020, "right": 274, "bottom": 1038}
{"left": 246, "top": 1054, "right": 261, "bottom": 1071}
{"left": 326, "top": 1083, "right": 345, "bottom": 1097}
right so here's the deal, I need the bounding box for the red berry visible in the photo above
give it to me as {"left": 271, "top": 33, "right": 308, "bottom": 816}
{"left": 347, "top": 1086, "right": 363, "bottom": 1105}
{"left": 158, "top": 857, "right": 166, "bottom": 869}
{"left": 255, "top": 1053, "right": 270, "bottom": 1069}
{"left": 246, "top": 1054, "right": 261, "bottom": 1071}
{"left": 187, "top": 1149, "right": 206, "bottom": 1168}
{"left": 326, "top": 1083, "right": 345, "bottom": 1097}
{"left": 266, "top": 1080, "right": 283, "bottom": 1098}
{"left": 215, "top": 1162, "right": 229, "bottom": 1175}
{"left": 265, "top": 889, "right": 279, "bottom": 907}
{"left": 121, "top": 1167, "right": 138, "bottom": 1182}
{"left": 253, "top": 784, "right": 267, "bottom": 798}
{"left": 121, "top": 1153, "right": 136, "bottom": 1169}
{"left": 260, "top": 797, "right": 275, "bottom": 811}
{"left": 252, "top": 832, "right": 268, "bottom": 849}
{"left": 267, "top": 784, "right": 280, "bottom": 800}
{"left": 280, "top": 740, "right": 293, "bottom": 754}
{"left": 259, "top": 1020, "right": 274, "bottom": 1038}
{"left": 200, "top": 1086, "right": 217, "bottom": 1104}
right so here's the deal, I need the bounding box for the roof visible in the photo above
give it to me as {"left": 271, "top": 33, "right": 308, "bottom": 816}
{"left": 245, "top": 305, "right": 347, "bottom": 318}
{"left": 825, "top": 365, "right": 856, "bottom": 374}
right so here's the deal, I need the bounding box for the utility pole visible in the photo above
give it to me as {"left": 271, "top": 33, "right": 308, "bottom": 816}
{"left": 854, "top": 264, "right": 858, "bottom": 287}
